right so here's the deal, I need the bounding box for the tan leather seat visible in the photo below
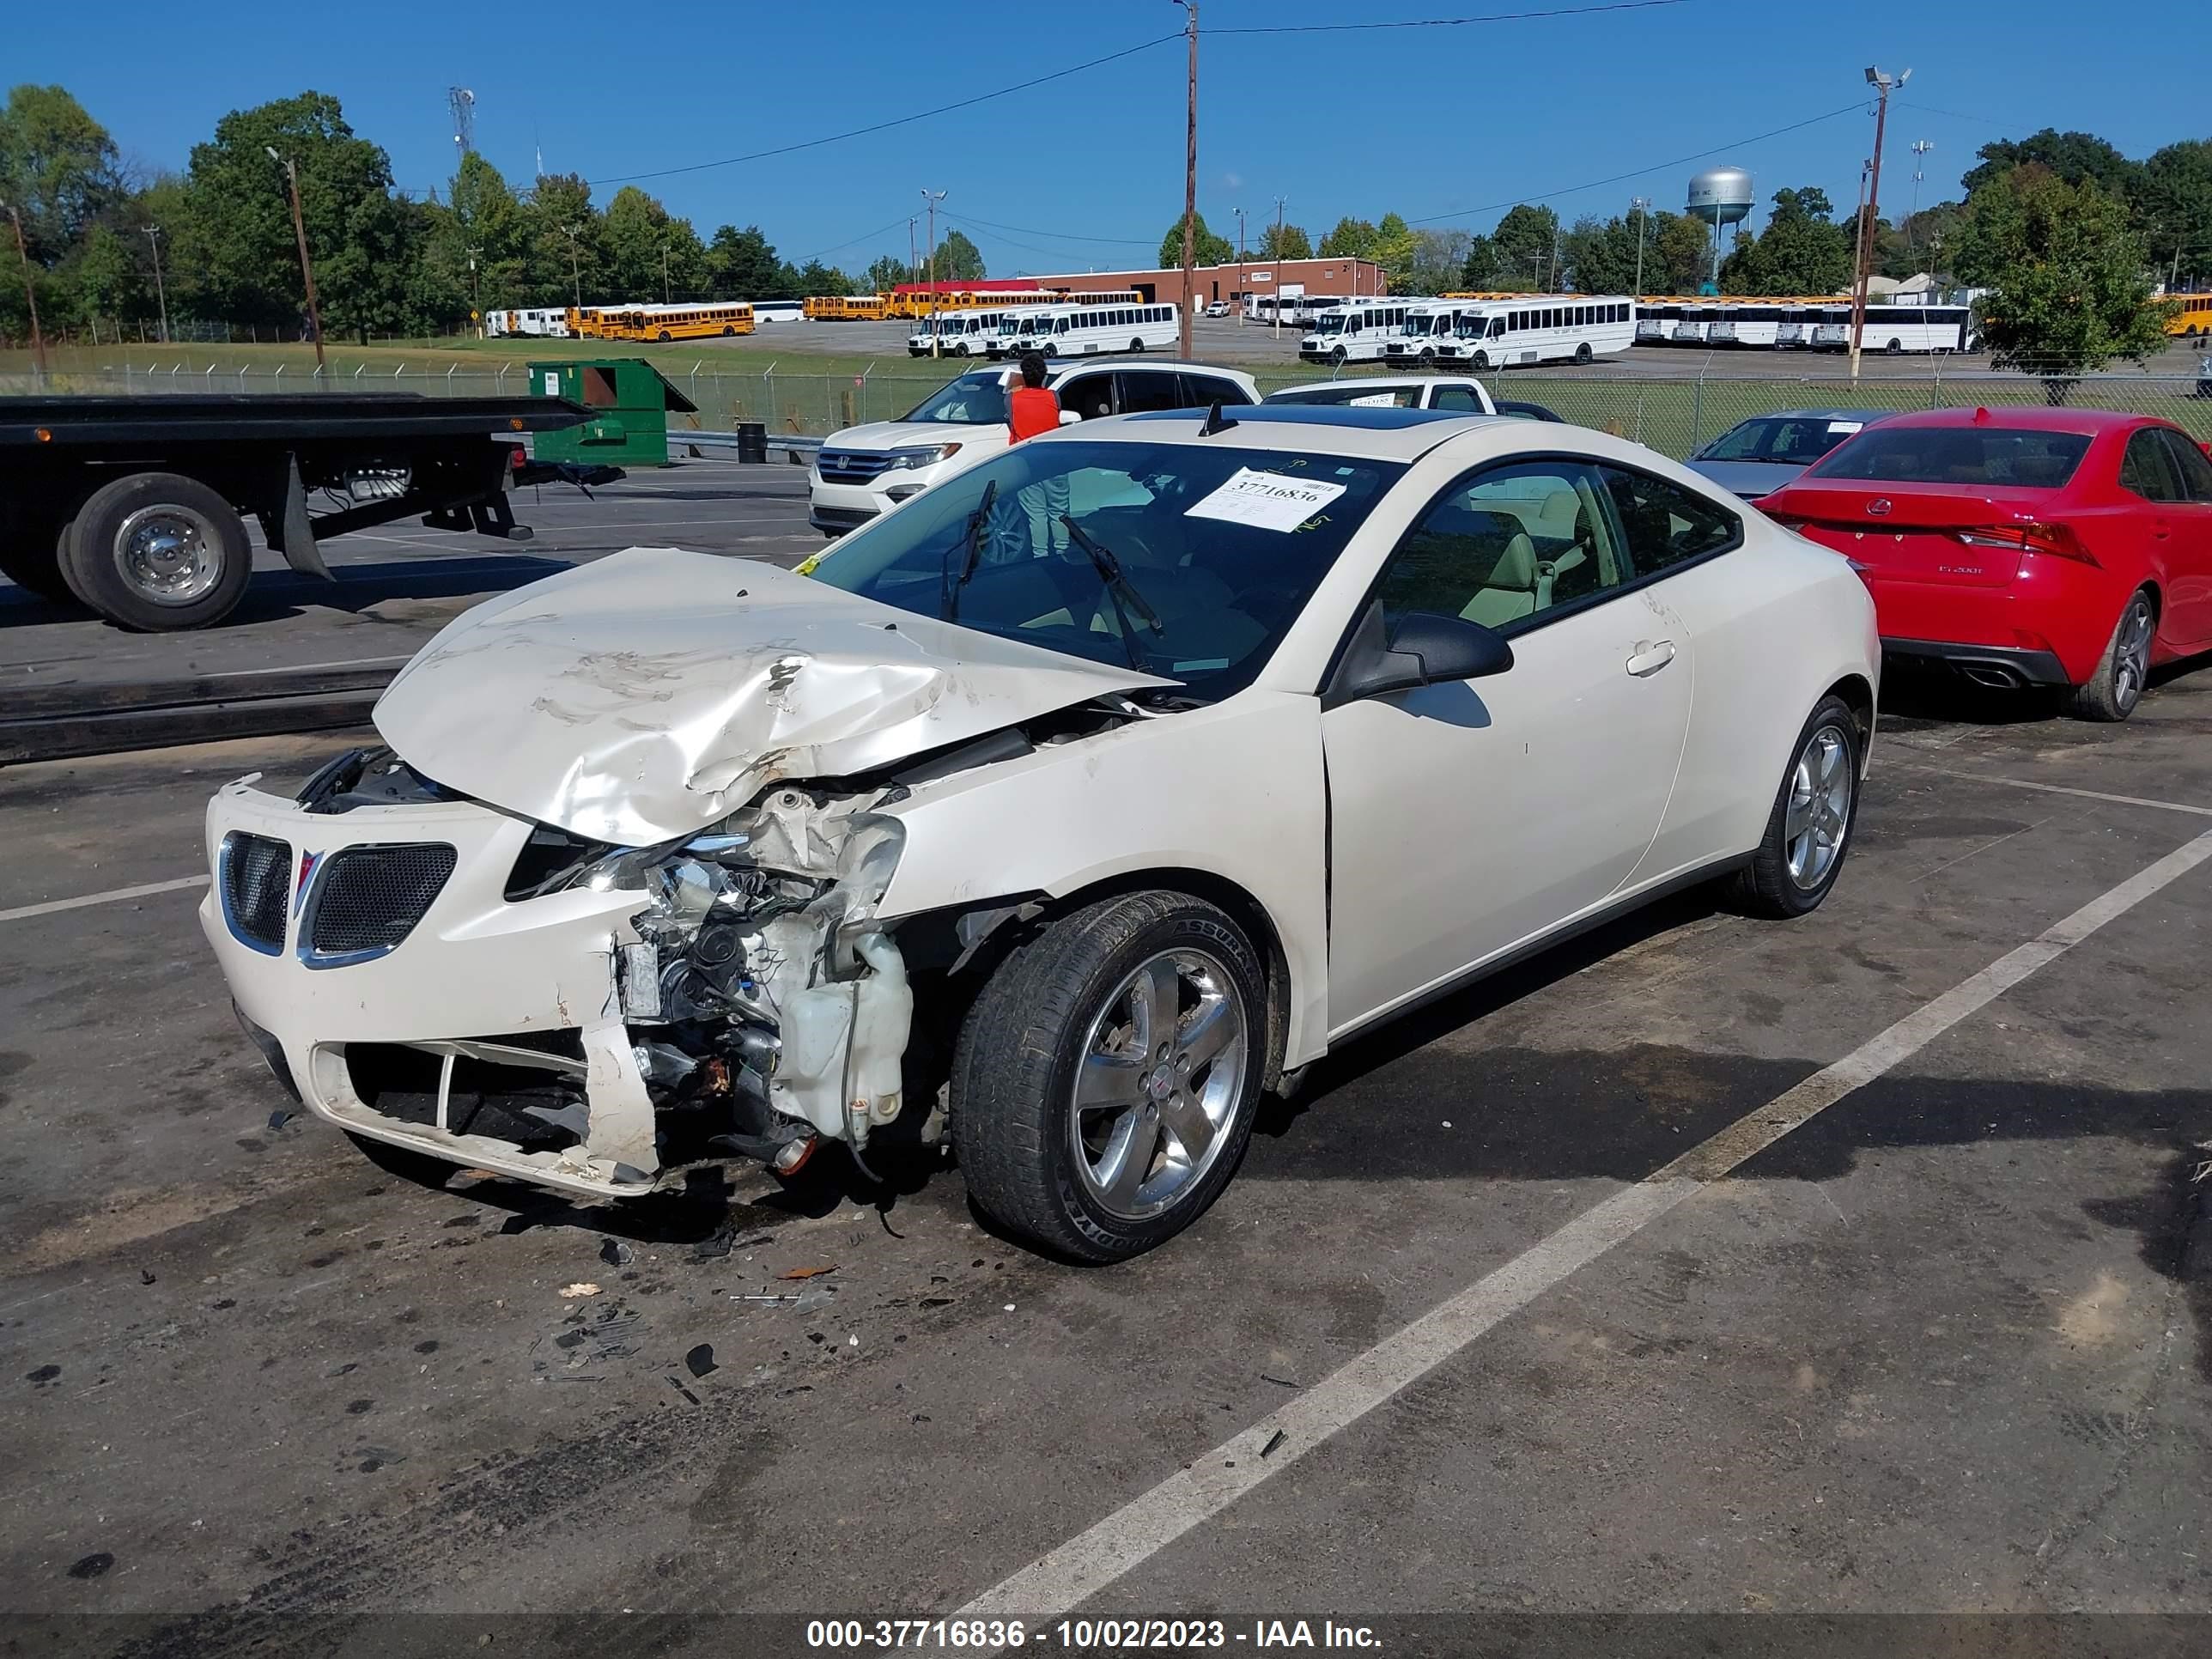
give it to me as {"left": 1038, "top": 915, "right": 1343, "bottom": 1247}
{"left": 1461, "top": 533, "right": 1551, "bottom": 629}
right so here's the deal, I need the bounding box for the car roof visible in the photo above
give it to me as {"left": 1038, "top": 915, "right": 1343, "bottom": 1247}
{"left": 1722, "top": 408, "right": 1896, "bottom": 424}
{"left": 1264, "top": 376, "right": 1470, "bottom": 397}
{"left": 1869, "top": 406, "right": 2154, "bottom": 437}
{"left": 1104, "top": 404, "right": 1483, "bottom": 460}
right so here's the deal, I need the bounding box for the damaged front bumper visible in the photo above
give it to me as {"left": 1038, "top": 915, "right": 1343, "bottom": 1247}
{"left": 200, "top": 758, "right": 915, "bottom": 1200}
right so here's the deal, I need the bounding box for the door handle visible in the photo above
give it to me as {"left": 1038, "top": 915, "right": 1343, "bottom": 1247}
{"left": 1626, "top": 639, "right": 1677, "bottom": 677}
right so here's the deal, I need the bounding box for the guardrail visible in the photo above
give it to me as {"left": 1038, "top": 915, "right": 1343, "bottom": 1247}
{"left": 670, "top": 428, "right": 822, "bottom": 462}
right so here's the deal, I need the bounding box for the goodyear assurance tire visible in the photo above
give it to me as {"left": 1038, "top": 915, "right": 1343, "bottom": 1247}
{"left": 1729, "top": 695, "right": 1863, "bottom": 919}
{"left": 2065, "top": 587, "right": 2155, "bottom": 723}
{"left": 952, "top": 891, "right": 1266, "bottom": 1263}
{"left": 62, "top": 471, "right": 252, "bottom": 631}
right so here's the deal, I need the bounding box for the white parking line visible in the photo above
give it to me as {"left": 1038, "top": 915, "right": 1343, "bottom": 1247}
{"left": 0, "top": 876, "right": 210, "bottom": 925}
{"left": 1899, "top": 765, "right": 2212, "bottom": 819}
{"left": 956, "top": 827, "right": 2212, "bottom": 1626}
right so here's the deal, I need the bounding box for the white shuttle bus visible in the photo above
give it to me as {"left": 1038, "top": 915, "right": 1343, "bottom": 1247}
{"left": 1669, "top": 303, "right": 1719, "bottom": 344}
{"left": 1300, "top": 300, "right": 1413, "bottom": 364}
{"left": 752, "top": 300, "right": 803, "bottom": 325}
{"left": 1382, "top": 301, "right": 1478, "bottom": 368}
{"left": 997, "top": 298, "right": 1180, "bottom": 359}
{"left": 1839, "top": 304, "right": 1976, "bottom": 355}
{"left": 484, "top": 307, "right": 572, "bottom": 338}
{"left": 1441, "top": 295, "right": 1636, "bottom": 369}
{"left": 909, "top": 307, "right": 1012, "bottom": 356}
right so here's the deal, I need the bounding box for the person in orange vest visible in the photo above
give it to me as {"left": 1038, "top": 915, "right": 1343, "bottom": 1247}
{"left": 1009, "top": 353, "right": 1069, "bottom": 553}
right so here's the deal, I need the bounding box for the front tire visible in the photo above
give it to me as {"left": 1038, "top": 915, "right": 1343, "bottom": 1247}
{"left": 1574, "top": 342, "right": 1594, "bottom": 365}
{"left": 61, "top": 471, "right": 252, "bottom": 631}
{"left": 1471, "top": 349, "right": 1491, "bottom": 371}
{"left": 951, "top": 891, "right": 1266, "bottom": 1263}
{"left": 2065, "top": 588, "right": 2154, "bottom": 722}
{"left": 1729, "top": 696, "right": 1863, "bottom": 919}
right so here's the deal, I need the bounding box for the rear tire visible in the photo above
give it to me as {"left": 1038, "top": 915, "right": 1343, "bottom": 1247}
{"left": 1574, "top": 342, "right": 1594, "bottom": 365}
{"left": 1129, "top": 338, "right": 1145, "bottom": 354}
{"left": 2065, "top": 588, "right": 2154, "bottom": 722}
{"left": 952, "top": 891, "right": 1266, "bottom": 1263}
{"left": 61, "top": 471, "right": 252, "bottom": 631}
{"left": 1729, "top": 695, "right": 1863, "bottom": 919}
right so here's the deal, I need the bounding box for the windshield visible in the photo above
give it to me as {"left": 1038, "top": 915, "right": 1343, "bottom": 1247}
{"left": 1807, "top": 427, "right": 2092, "bottom": 489}
{"left": 1312, "top": 313, "right": 1346, "bottom": 335}
{"left": 899, "top": 371, "right": 1011, "bottom": 425}
{"left": 1699, "top": 416, "right": 1872, "bottom": 465}
{"left": 1268, "top": 385, "right": 1421, "bottom": 408}
{"left": 807, "top": 439, "right": 1406, "bottom": 699}
{"left": 999, "top": 316, "right": 1029, "bottom": 335}
{"left": 1454, "top": 314, "right": 1489, "bottom": 337}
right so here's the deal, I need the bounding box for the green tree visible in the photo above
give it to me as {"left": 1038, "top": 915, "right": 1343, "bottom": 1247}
{"left": 2137, "top": 140, "right": 2212, "bottom": 286}
{"left": 0, "top": 84, "right": 125, "bottom": 260}
{"left": 1457, "top": 234, "right": 1498, "bottom": 289}
{"left": 1316, "top": 216, "right": 1376, "bottom": 258}
{"left": 793, "top": 259, "right": 853, "bottom": 298}
{"left": 441, "top": 152, "right": 532, "bottom": 310}
{"left": 704, "top": 224, "right": 786, "bottom": 299}
{"left": 1158, "top": 212, "right": 1233, "bottom": 267}
{"left": 1404, "top": 228, "right": 1471, "bottom": 295}
{"left": 1256, "top": 220, "right": 1311, "bottom": 260}
{"left": 929, "top": 228, "right": 986, "bottom": 283}
{"left": 1952, "top": 167, "right": 2171, "bottom": 393}
{"left": 1558, "top": 214, "right": 1651, "bottom": 297}
{"left": 1720, "top": 186, "right": 1854, "bottom": 295}
{"left": 65, "top": 222, "right": 143, "bottom": 331}
{"left": 526, "top": 171, "right": 604, "bottom": 307}
{"left": 1878, "top": 199, "right": 1965, "bottom": 280}
{"left": 864, "top": 252, "right": 910, "bottom": 293}
{"left": 1654, "top": 210, "right": 1718, "bottom": 293}
{"left": 1962, "top": 129, "right": 2142, "bottom": 203}
{"left": 174, "top": 91, "right": 419, "bottom": 340}
{"left": 1489, "top": 204, "right": 1561, "bottom": 288}
{"left": 602, "top": 185, "right": 675, "bottom": 299}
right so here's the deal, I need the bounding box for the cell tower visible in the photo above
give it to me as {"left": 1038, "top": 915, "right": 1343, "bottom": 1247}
{"left": 449, "top": 88, "right": 477, "bottom": 156}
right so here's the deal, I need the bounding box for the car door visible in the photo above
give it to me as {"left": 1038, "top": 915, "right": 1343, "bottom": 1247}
{"left": 2152, "top": 428, "right": 2212, "bottom": 647}
{"left": 2118, "top": 427, "right": 2194, "bottom": 644}
{"left": 1320, "top": 456, "right": 1694, "bottom": 1035}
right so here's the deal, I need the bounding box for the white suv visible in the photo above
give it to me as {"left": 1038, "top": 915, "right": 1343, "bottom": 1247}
{"left": 809, "top": 361, "right": 1261, "bottom": 536}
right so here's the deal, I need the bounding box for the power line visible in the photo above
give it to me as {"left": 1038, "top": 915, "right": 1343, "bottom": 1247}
{"left": 1406, "top": 98, "right": 1871, "bottom": 227}
{"left": 588, "top": 33, "right": 1182, "bottom": 186}
{"left": 1209, "top": 0, "right": 1692, "bottom": 33}
{"left": 947, "top": 211, "right": 1154, "bottom": 247}
{"left": 795, "top": 213, "right": 920, "bottom": 266}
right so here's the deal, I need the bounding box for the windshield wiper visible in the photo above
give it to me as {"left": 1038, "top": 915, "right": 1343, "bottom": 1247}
{"left": 1059, "top": 514, "right": 1163, "bottom": 672}
{"left": 939, "top": 478, "right": 999, "bottom": 623}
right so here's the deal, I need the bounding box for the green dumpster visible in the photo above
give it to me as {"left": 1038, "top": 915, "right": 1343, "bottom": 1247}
{"left": 527, "top": 359, "right": 699, "bottom": 467}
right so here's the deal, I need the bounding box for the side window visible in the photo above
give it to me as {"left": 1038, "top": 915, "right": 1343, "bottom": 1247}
{"left": 1598, "top": 465, "right": 1744, "bottom": 576}
{"left": 1431, "top": 384, "right": 1482, "bottom": 412}
{"left": 1179, "top": 373, "right": 1253, "bottom": 407}
{"left": 2155, "top": 428, "right": 2212, "bottom": 503}
{"left": 2120, "top": 429, "right": 2184, "bottom": 502}
{"left": 1376, "top": 460, "right": 1626, "bottom": 636}
{"left": 1060, "top": 375, "right": 1115, "bottom": 422}
{"left": 1115, "top": 370, "right": 1185, "bottom": 415}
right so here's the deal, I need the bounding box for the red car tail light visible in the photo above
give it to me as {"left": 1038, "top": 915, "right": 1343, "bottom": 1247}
{"left": 1952, "top": 522, "right": 2098, "bottom": 567}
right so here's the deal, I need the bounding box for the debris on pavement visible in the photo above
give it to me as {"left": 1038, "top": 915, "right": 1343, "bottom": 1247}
{"left": 780, "top": 1265, "right": 837, "bottom": 1280}
{"left": 684, "top": 1343, "right": 718, "bottom": 1378}
{"left": 599, "top": 1238, "right": 634, "bottom": 1267}
{"left": 558, "top": 1282, "right": 602, "bottom": 1299}
{"left": 1261, "top": 1430, "right": 1287, "bottom": 1459}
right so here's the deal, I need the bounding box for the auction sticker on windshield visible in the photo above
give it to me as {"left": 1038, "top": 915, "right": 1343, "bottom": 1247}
{"left": 1185, "top": 467, "right": 1348, "bottom": 533}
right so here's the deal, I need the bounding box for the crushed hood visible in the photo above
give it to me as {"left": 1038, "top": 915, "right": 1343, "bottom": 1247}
{"left": 373, "top": 548, "right": 1173, "bottom": 846}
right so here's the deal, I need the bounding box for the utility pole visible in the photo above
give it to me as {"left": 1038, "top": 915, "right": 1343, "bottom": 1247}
{"left": 1273, "top": 196, "right": 1286, "bottom": 335}
{"left": 921, "top": 188, "right": 946, "bottom": 356}
{"left": 1175, "top": 0, "right": 1199, "bottom": 359}
{"left": 1905, "top": 140, "right": 1933, "bottom": 267}
{"left": 1630, "top": 197, "right": 1651, "bottom": 302}
{"left": 1849, "top": 65, "right": 1908, "bottom": 380}
{"left": 266, "top": 149, "right": 325, "bottom": 372}
{"left": 1, "top": 202, "right": 44, "bottom": 380}
{"left": 142, "top": 223, "right": 171, "bottom": 344}
{"left": 660, "top": 244, "right": 672, "bottom": 305}
{"left": 562, "top": 223, "right": 584, "bottom": 310}
{"left": 1235, "top": 205, "right": 1246, "bottom": 325}
{"left": 908, "top": 218, "right": 918, "bottom": 289}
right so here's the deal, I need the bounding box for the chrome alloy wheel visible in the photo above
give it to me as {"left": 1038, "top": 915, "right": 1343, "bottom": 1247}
{"left": 2112, "top": 594, "right": 2154, "bottom": 712}
{"left": 1784, "top": 722, "right": 1854, "bottom": 891}
{"left": 1069, "top": 949, "right": 1247, "bottom": 1220}
{"left": 114, "top": 504, "right": 223, "bottom": 605}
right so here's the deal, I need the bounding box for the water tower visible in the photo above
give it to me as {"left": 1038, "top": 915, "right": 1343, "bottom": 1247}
{"left": 1686, "top": 166, "right": 1754, "bottom": 295}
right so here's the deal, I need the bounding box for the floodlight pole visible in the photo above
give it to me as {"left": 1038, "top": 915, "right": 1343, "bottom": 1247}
{"left": 1176, "top": 0, "right": 1199, "bottom": 359}
{"left": 1849, "top": 65, "right": 1905, "bottom": 380}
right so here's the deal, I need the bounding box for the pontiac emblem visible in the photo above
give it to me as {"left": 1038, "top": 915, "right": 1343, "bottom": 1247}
{"left": 1865, "top": 498, "right": 1893, "bottom": 517}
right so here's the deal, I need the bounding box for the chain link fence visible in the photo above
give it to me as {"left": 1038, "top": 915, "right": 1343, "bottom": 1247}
{"left": 7, "top": 359, "right": 2209, "bottom": 460}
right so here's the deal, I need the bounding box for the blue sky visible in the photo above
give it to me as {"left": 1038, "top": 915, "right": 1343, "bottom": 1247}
{"left": 14, "top": 0, "right": 2201, "bottom": 276}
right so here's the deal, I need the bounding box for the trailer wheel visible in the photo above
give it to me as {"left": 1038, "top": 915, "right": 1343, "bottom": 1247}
{"left": 62, "top": 471, "right": 252, "bottom": 631}
{"left": 0, "top": 502, "right": 82, "bottom": 606}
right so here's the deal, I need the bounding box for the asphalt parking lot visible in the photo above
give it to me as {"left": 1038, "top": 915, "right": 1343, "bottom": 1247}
{"left": 4, "top": 503, "right": 2210, "bottom": 1650}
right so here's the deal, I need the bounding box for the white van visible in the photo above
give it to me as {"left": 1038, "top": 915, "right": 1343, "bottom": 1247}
{"left": 1299, "top": 301, "right": 1413, "bottom": 364}
{"left": 808, "top": 359, "right": 1261, "bottom": 536}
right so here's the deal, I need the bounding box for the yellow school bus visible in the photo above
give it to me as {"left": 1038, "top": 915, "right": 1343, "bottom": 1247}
{"left": 803, "top": 294, "right": 890, "bottom": 321}
{"left": 608, "top": 301, "right": 756, "bottom": 341}
{"left": 2165, "top": 293, "right": 2212, "bottom": 337}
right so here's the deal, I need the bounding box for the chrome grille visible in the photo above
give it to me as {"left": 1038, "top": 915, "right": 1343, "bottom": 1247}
{"left": 815, "top": 450, "right": 895, "bottom": 485}
{"left": 220, "top": 832, "right": 291, "bottom": 954}
{"left": 302, "top": 843, "right": 456, "bottom": 963}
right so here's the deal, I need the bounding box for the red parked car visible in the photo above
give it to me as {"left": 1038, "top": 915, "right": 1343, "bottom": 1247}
{"left": 1761, "top": 407, "right": 2212, "bottom": 720}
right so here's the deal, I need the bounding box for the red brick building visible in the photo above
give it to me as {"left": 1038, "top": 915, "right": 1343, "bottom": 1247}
{"left": 1024, "top": 257, "right": 1389, "bottom": 308}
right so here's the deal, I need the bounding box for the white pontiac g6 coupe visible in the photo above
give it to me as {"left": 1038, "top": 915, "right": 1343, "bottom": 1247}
{"left": 204, "top": 405, "right": 1878, "bottom": 1261}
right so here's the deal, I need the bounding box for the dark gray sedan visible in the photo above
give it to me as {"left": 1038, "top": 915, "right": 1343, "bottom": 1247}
{"left": 1686, "top": 409, "right": 1894, "bottom": 501}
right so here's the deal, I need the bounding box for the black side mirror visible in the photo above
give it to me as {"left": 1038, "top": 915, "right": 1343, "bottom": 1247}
{"left": 1323, "top": 605, "right": 1514, "bottom": 708}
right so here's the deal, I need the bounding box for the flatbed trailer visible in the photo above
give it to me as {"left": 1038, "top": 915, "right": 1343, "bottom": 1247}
{"left": 0, "top": 392, "right": 606, "bottom": 631}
